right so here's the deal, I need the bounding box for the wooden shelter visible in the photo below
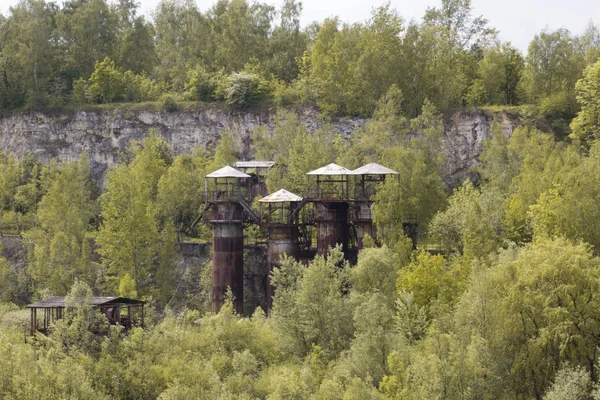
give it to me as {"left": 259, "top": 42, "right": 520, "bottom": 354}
{"left": 27, "top": 296, "right": 145, "bottom": 335}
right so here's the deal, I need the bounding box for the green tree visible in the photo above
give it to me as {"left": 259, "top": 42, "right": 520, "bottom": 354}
{"left": 88, "top": 57, "right": 125, "bottom": 103}
{"left": 528, "top": 141, "right": 600, "bottom": 253}
{"left": 570, "top": 58, "right": 600, "bottom": 146}
{"left": 264, "top": 0, "right": 308, "bottom": 82}
{"left": 522, "top": 27, "right": 585, "bottom": 122}
{"left": 429, "top": 181, "right": 505, "bottom": 259}
{"left": 544, "top": 364, "right": 593, "bottom": 400}
{"left": 373, "top": 100, "right": 447, "bottom": 244}
{"left": 153, "top": 0, "right": 204, "bottom": 90}
{"left": 25, "top": 154, "right": 95, "bottom": 295}
{"left": 0, "top": 0, "right": 58, "bottom": 108}
{"left": 114, "top": 0, "right": 155, "bottom": 75}
{"left": 96, "top": 135, "right": 176, "bottom": 301}
{"left": 271, "top": 247, "right": 354, "bottom": 358}
{"left": 477, "top": 42, "right": 524, "bottom": 105}
{"left": 56, "top": 0, "right": 118, "bottom": 78}
{"left": 455, "top": 238, "right": 600, "bottom": 397}
{"left": 157, "top": 150, "right": 209, "bottom": 232}
{"left": 208, "top": 0, "right": 274, "bottom": 72}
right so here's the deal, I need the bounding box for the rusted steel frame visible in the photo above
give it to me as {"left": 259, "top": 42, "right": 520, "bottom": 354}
{"left": 314, "top": 202, "right": 350, "bottom": 257}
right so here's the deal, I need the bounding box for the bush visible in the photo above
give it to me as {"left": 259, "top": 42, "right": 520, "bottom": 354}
{"left": 123, "top": 71, "right": 161, "bottom": 102}
{"left": 466, "top": 79, "right": 487, "bottom": 107}
{"left": 89, "top": 58, "right": 125, "bottom": 103}
{"left": 185, "top": 66, "right": 220, "bottom": 102}
{"left": 539, "top": 92, "right": 576, "bottom": 120}
{"left": 272, "top": 80, "right": 300, "bottom": 106}
{"left": 160, "top": 94, "right": 180, "bottom": 112}
{"left": 218, "top": 71, "right": 271, "bottom": 108}
{"left": 72, "top": 78, "right": 90, "bottom": 105}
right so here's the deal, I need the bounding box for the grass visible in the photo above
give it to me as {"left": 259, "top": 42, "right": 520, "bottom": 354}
{"left": 478, "top": 104, "right": 536, "bottom": 115}
{"left": 0, "top": 97, "right": 284, "bottom": 117}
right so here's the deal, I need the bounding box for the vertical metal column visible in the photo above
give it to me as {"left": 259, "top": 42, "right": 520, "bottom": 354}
{"left": 212, "top": 202, "right": 244, "bottom": 314}
{"left": 315, "top": 202, "right": 349, "bottom": 257}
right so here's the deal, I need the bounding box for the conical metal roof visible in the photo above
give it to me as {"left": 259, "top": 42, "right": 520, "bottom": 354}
{"left": 205, "top": 165, "right": 251, "bottom": 178}
{"left": 306, "top": 163, "right": 351, "bottom": 176}
{"left": 259, "top": 189, "right": 303, "bottom": 203}
{"left": 234, "top": 161, "right": 275, "bottom": 169}
{"left": 350, "top": 163, "right": 399, "bottom": 175}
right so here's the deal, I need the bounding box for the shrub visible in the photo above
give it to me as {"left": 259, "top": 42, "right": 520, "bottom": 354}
{"left": 123, "top": 71, "right": 161, "bottom": 102}
{"left": 218, "top": 71, "right": 271, "bottom": 108}
{"left": 160, "top": 94, "right": 180, "bottom": 112}
{"left": 89, "top": 58, "right": 125, "bottom": 103}
{"left": 272, "top": 80, "right": 300, "bottom": 106}
{"left": 185, "top": 66, "right": 220, "bottom": 102}
{"left": 72, "top": 78, "right": 90, "bottom": 105}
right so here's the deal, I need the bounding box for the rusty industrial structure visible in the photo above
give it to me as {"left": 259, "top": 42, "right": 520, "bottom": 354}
{"left": 26, "top": 296, "right": 145, "bottom": 335}
{"left": 194, "top": 161, "right": 400, "bottom": 314}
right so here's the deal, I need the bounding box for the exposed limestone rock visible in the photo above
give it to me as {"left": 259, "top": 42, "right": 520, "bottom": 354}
{"left": 0, "top": 106, "right": 517, "bottom": 186}
{"left": 443, "top": 109, "right": 517, "bottom": 185}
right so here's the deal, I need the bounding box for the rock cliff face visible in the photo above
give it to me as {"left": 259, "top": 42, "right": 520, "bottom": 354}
{"left": 443, "top": 109, "right": 517, "bottom": 185}
{"left": 0, "top": 106, "right": 517, "bottom": 185}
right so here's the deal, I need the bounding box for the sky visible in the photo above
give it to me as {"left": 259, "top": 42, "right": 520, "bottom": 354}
{"left": 0, "top": 0, "right": 598, "bottom": 53}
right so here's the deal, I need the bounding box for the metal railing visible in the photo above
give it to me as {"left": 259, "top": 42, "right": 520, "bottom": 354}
{"left": 306, "top": 188, "right": 348, "bottom": 200}
{"left": 204, "top": 188, "right": 248, "bottom": 202}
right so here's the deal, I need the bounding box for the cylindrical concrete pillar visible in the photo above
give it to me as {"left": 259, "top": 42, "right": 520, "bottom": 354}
{"left": 212, "top": 202, "right": 244, "bottom": 314}
{"left": 266, "top": 226, "right": 298, "bottom": 314}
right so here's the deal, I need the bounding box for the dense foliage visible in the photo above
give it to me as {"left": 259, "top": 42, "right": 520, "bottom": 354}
{"left": 0, "top": 0, "right": 599, "bottom": 123}
{"left": 3, "top": 0, "right": 600, "bottom": 398}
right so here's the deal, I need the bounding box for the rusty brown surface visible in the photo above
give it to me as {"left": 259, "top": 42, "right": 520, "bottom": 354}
{"left": 211, "top": 202, "right": 244, "bottom": 221}
{"left": 356, "top": 221, "right": 376, "bottom": 250}
{"left": 355, "top": 202, "right": 376, "bottom": 250}
{"left": 211, "top": 202, "right": 245, "bottom": 314}
{"left": 314, "top": 202, "right": 349, "bottom": 257}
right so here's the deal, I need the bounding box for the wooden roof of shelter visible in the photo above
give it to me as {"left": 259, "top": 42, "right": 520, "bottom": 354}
{"left": 306, "top": 163, "right": 351, "bottom": 176}
{"left": 260, "top": 189, "right": 303, "bottom": 203}
{"left": 205, "top": 166, "right": 251, "bottom": 179}
{"left": 27, "top": 296, "right": 145, "bottom": 308}
{"left": 350, "top": 163, "right": 399, "bottom": 175}
{"left": 234, "top": 161, "right": 275, "bottom": 169}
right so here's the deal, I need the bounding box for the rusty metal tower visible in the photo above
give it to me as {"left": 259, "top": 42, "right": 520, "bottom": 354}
{"left": 234, "top": 161, "right": 274, "bottom": 199}
{"left": 306, "top": 163, "right": 352, "bottom": 257}
{"left": 350, "top": 163, "right": 399, "bottom": 250}
{"left": 259, "top": 189, "right": 305, "bottom": 314}
{"left": 204, "top": 166, "right": 251, "bottom": 314}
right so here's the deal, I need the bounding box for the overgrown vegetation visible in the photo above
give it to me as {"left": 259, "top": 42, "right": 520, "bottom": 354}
{"left": 3, "top": 0, "right": 600, "bottom": 398}
{"left": 1, "top": 0, "right": 599, "bottom": 125}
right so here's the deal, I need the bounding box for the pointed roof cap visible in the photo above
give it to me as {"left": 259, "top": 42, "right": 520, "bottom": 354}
{"left": 306, "top": 163, "right": 351, "bottom": 176}
{"left": 350, "top": 163, "right": 399, "bottom": 175}
{"left": 205, "top": 165, "right": 251, "bottom": 179}
{"left": 260, "top": 189, "right": 303, "bottom": 203}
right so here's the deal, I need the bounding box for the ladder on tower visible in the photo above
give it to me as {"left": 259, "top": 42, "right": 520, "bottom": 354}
{"left": 238, "top": 196, "right": 261, "bottom": 224}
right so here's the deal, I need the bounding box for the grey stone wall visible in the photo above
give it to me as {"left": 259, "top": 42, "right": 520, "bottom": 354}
{"left": 0, "top": 106, "right": 517, "bottom": 187}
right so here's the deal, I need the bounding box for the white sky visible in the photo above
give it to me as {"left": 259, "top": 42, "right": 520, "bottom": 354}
{"left": 1, "top": 0, "right": 598, "bottom": 53}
